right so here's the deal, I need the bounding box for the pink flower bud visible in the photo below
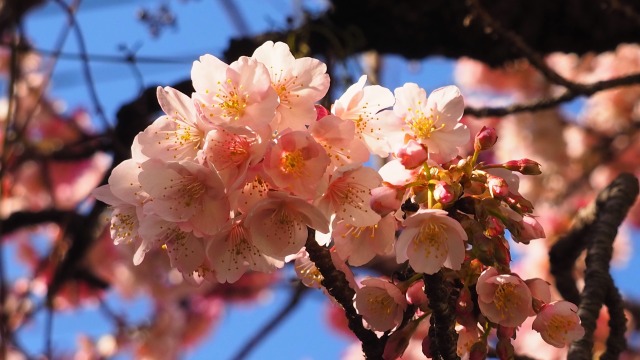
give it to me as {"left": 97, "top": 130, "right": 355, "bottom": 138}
{"left": 503, "top": 159, "right": 542, "bottom": 175}
{"left": 474, "top": 126, "right": 498, "bottom": 151}
{"left": 406, "top": 280, "right": 429, "bottom": 311}
{"left": 433, "top": 181, "right": 456, "bottom": 205}
{"left": 397, "top": 139, "right": 428, "bottom": 169}
{"left": 512, "top": 216, "right": 546, "bottom": 244}
{"left": 487, "top": 175, "right": 509, "bottom": 198}
{"left": 314, "top": 104, "right": 329, "bottom": 120}
{"left": 370, "top": 186, "right": 402, "bottom": 217}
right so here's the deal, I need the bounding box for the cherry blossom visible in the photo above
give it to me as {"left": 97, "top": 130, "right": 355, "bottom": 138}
{"left": 244, "top": 191, "right": 329, "bottom": 260}
{"left": 137, "top": 86, "right": 212, "bottom": 162}
{"left": 332, "top": 75, "right": 396, "bottom": 157}
{"left": 331, "top": 213, "right": 396, "bottom": 266}
{"left": 315, "top": 166, "right": 382, "bottom": 227}
{"left": 532, "top": 301, "right": 585, "bottom": 348}
{"left": 206, "top": 215, "right": 283, "bottom": 283}
{"left": 262, "top": 130, "right": 330, "bottom": 200}
{"left": 476, "top": 267, "right": 532, "bottom": 327}
{"left": 396, "top": 208, "right": 468, "bottom": 274}
{"left": 308, "top": 114, "right": 370, "bottom": 172}
{"left": 382, "top": 83, "right": 470, "bottom": 162}
{"left": 191, "top": 54, "right": 278, "bottom": 131}
{"left": 198, "top": 125, "right": 267, "bottom": 191}
{"left": 252, "top": 41, "right": 330, "bottom": 132}
{"left": 138, "top": 159, "right": 229, "bottom": 236}
{"left": 354, "top": 277, "right": 407, "bottom": 332}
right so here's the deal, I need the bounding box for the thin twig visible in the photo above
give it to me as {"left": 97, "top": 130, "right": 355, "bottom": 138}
{"left": 52, "top": 0, "right": 111, "bottom": 130}
{"left": 465, "top": 72, "right": 640, "bottom": 117}
{"left": 231, "top": 282, "right": 308, "bottom": 360}
{"left": 466, "top": 0, "right": 585, "bottom": 93}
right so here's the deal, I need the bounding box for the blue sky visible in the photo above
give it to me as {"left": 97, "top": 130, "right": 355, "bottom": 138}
{"left": 15, "top": 1, "right": 640, "bottom": 359}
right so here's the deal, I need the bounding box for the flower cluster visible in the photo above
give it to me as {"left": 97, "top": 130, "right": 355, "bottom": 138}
{"left": 95, "top": 41, "right": 584, "bottom": 357}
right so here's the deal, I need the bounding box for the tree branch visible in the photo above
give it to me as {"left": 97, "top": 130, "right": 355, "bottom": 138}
{"left": 559, "top": 173, "right": 639, "bottom": 359}
{"left": 304, "top": 228, "right": 384, "bottom": 359}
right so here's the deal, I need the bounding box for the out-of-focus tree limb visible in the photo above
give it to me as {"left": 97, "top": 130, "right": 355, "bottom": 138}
{"left": 223, "top": 0, "right": 640, "bottom": 67}
{"left": 549, "top": 173, "right": 639, "bottom": 359}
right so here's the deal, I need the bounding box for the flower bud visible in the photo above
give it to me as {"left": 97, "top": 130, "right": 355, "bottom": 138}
{"left": 511, "top": 216, "right": 546, "bottom": 244}
{"left": 487, "top": 175, "right": 509, "bottom": 198}
{"left": 314, "top": 104, "right": 329, "bottom": 120}
{"left": 503, "top": 159, "right": 542, "bottom": 175}
{"left": 474, "top": 126, "right": 498, "bottom": 151}
{"left": 484, "top": 215, "right": 505, "bottom": 238}
{"left": 397, "top": 139, "right": 428, "bottom": 169}
{"left": 370, "top": 185, "right": 402, "bottom": 217}
{"left": 433, "top": 181, "right": 456, "bottom": 205}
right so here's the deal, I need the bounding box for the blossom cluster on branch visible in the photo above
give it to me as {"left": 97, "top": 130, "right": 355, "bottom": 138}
{"left": 96, "top": 41, "right": 585, "bottom": 359}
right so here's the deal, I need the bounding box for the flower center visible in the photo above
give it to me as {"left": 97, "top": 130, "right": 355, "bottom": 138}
{"left": 180, "top": 179, "right": 206, "bottom": 207}
{"left": 494, "top": 282, "right": 521, "bottom": 315}
{"left": 547, "top": 314, "right": 573, "bottom": 343}
{"left": 414, "top": 222, "right": 447, "bottom": 258}
{"left": 409, "top": 109, "right": 445, "bottom": 141}
{"left": 281, "top": 150, "right": 305, "bottom": 176}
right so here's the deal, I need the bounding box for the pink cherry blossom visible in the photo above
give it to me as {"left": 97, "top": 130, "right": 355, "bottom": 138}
{"left": 476, "top": 267, "right": 532, "bottom": 327}
{"left": 244, "top": 191, "right": 329, "bottom": 260}
{"left": 137, "top": 86, "right": 212, "bottom": 162}
{"left": 532, "top": 301, "right": 585, "bottom": 348}
{"left": 206, "top": 215, "right": 283, "bottom": 283}
{"left": 396, "top": 209, "right": 468, "bottom": 274}
{"left": 93, "top": 159, "right": 148, "bottom": 248}
{"left": 316, "top": 166, "right": 382, "bottom": 227}
{"left": 332, "top": 213, "right": 396, "bottom": 266}
{"left": 137, "top": 215, "right": 205, "bottom": 274}
{"left": 191, "top": 54, "right": 278, "bottom": 131}
{"left": 354, "top": 277, "right": 407, "bottom": 332}
{"left": 262, "top": 130, "right": 330, "bottom": 200}
{"left": 382, "top": 83, "right": 470, "bottom": 162}
{"left": 332, "top": 75, "right": 396, "bottom": 157}
{"left": 308, "top": 114, "right": 370, "bottom": 172}
{"left": 252, "top": 41, "right": 329, "bottom": 132}
{"left": 138, "top": 159, "right": 229, "bottom": 236}
{"left": 199, "top": 125, "right": 267, "bottom": 191}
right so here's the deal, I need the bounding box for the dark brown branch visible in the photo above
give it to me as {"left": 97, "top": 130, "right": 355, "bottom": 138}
{"left": 549, "top": 201, "right": 596, "bottom": 305}
{"left": 564, "top": 173, "right": 639, "bottom": 359}
{"left": 465, "top": 72, "right": 640, "bottom": 118}
{"left": 423, "top": 272, "right": 460, "bottom": 360}
{"left": 231, "top": 283, "right": 308, "bottom": 360}
{"left": 223, "top": 0, "right": 640, "bottom": 67}
{"left": 466, "top": 0, "right": 584, "bottom": 92}
{"left": 304, "top": 228, "right": 384, "bottom": 359}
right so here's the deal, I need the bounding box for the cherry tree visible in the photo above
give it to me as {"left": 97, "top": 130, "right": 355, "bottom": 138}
{"left": 1, "top": 1, "right": 640, "bottom": 359}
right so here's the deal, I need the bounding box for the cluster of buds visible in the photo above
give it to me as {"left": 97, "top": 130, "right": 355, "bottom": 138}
{"left": 96, "top": 41, "right": 583, "bottom": 358}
